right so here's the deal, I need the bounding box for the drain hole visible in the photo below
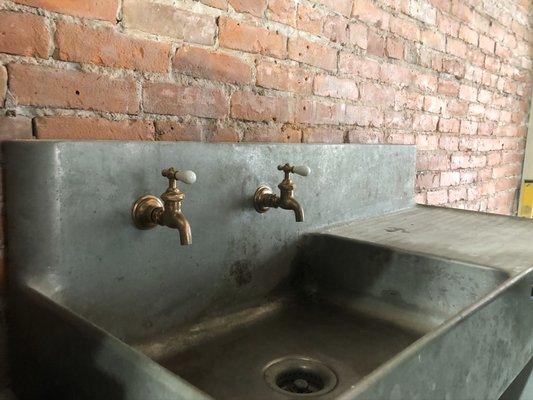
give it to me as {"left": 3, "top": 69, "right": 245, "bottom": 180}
{"left": 264, "top": 356, "right": 337, "bottom": 397}
{"left": 276, "top": 369, "right": 325, "bottom": 394}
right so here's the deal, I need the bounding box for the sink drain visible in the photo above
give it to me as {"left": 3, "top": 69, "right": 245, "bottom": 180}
{"left": 263, "top": 356, "right": 337, "bottom": 396}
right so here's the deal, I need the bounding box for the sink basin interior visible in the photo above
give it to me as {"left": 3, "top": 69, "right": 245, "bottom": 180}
{"left": 132, "top": 235, "right": 508, "bottom": 400}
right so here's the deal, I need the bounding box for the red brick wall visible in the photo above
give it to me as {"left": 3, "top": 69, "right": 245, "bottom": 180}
{"left": 0, "top": 0, "right": 531, "bottom": 389}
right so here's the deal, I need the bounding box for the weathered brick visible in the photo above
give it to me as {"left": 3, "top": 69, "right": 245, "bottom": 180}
{"left": 451, "top": 153, "right": 486, "bottom": 169}
{"left": 416, "top": 172, "right": 440, "bottom": 190}
{"left": 339, "top": 53, "right": 380, "bottom": 79}
{"left": 460, "top": 120, "right": 478, "bottom": 135}
{"left": 352, "top": 0, "right": 389, "bottom": 29}
{"left": 366, "top": 31, "right": 385, "bottom": 57}
{"left": 442, "top": 59, "right": 465, "bottom": 78}
{"left": 416, "top": 134, "right": 439, "bottom": 150}
{"left": 228, "top": 0, "right": 266, "bottom": 16}
{"left": 417, "top": 151, "right": 449, "bottom": 170}
{"left": 451, "top": 0, "right": 473, "bottom": 22}
{"left": 243, "top": 125, "right": 301, "bottom": 143}
{"left": 360, "top": 83, "right": 395, "bottom": 106}
{"left": 0, "top": 116, "right": 33, "bottom": 140}
{"left": 231, "top": 92, "right": 294, "bottom": 123}
{"left": 124, "top": 0, "right": 216, "bottom": 45}
{"left": 220, "top": 17, "right": 287, "bottom": 59}
{"left": 438, "top": 79, "right": 460, "bottom": 96}
{"left": 55, "top": 21, "right": 170, "bottom": 73}
{"left": 155, "top": 121, "right": 206, "bottom": 141}
{"left": 295, "top": 100, "right": 345, "bottom": 125}
{"left": 423, "top": 95, "right": 445, "bottom": 113}
{"left": 314, "top": 75, "right": 358, "bottom": 101}
{"left": 9, "top": 63, "right": 139, "bottom": 114}
{"left": 413, "top": 114, "right": 439, "bottom": 131}
{"left": 386, "top": 37, "right": 404, "bottom": 59}
{"left": 323, "top": 15, "right": 350, "bottom": 45}
{"left": 349, "top": 22, "right": 368, "bottom": 49}
{"left": 0, "top": 66, "right": 6, "bottom": 106}
{"left": 479, "top": 35, "right": 495, "bottom": 54}
{"left": 256, "top": 61, "right": 314, "bottom": 94}
{"left": 296, "top": 4, "right": 325, "bottom": 35}
{"left": 390, "top": 16, "right": 420, "bottom": 41}
{"left": 13, "top": 0, "right": 118, "bottom": 21}
{"left": 459, "top": 24, "right": 478, "bottom": 45}
{"left": 0, "top": 11, "right": 49, "bottom": 58}
{"left": 380, "top": 64, "right": 412, "bottom": 87}
{"left": 315, "top": 0, "right": 352, "bottom": 16}
{"left": 288, "top": 37, "right": 337, "bottom": 72}
{"left": 303, "top": 126, "right": 345, "bottom": 143}
{"left": 200, "top": 0, "right": 228, "bottom": 10}
{"left": 173, "top": 46, "right": 252, "bottom": 84}
{"left": 427, "top": 188, "right": 448, "bottom": 205}
{"left": 35, "top": 116, "right": 154, "bottom": 140}
{"left": 438, "top": 118, "right": 460, "bottom": 133}
{"left": 440, "top": 171, "right": 461, "bottom": 186}
{"left": 403, "top": 0, "right": 437, "bottom": 25}
{"left": 439, "top": 136, "right": 459, "bottom": 151}
{"left": 348, "top": 128, "right": 385, "bottom": 144}
{"left": 416, "top": 74, "right": 438, "bottom": 92}
{"left": 421, "top": 29, "right": 446, "bottom": 51}
{"left": 143, "top": 82, "right": 228, "bottom": 118}
{"left": 268, "top": 0, "right": 297, "bottom": 26}
{"left": 446, "top": 37, "right": 468, "bottom": 58}
{"left": 345, "top": 105, "right": 384, "bottom": 127}
{"left": 438, "top": 14, "right": 459, "bottom": 36}
{"left": 458, "top": 85, "right": 477, "bottom": 102}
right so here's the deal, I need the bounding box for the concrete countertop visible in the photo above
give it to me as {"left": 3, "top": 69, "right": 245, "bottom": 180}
{"left": 326, "top": 205, "right": 533, "bottom": 276}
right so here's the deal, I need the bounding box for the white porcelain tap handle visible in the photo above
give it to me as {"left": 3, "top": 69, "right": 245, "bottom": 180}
{"left": 292, "top": 165, "right": 311, "bottom": 177}
{"left": 162, "top": 168, "right": 197, "bottom": 184}
{"left": 175, "top": 170, "right": 197, "bottom": 184}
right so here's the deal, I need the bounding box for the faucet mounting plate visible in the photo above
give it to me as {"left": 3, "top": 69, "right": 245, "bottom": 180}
{"left": 254, "top": 185, "right": 273, "bottom": 213}
{"left": 132, "top": 195, "right": 164, "bottom": 230}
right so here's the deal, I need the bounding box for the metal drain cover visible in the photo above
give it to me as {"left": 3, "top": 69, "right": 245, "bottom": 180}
{"left": 263, "top": 356, "right": 338, "bottom": 396}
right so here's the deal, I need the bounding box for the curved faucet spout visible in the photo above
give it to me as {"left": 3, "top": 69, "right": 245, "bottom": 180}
{"left": 285, "top": 198, "right": 304, "bottom": 222}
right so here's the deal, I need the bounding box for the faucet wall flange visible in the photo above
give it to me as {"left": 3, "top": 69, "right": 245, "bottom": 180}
{"left": 254, "top": 185, "right": 275, "bottom": 213}
{"left": 132, "top": 195, "right": 164, "bottom": 230}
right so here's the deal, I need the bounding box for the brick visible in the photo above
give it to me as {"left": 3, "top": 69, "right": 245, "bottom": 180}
{"left": 451, "top": 153, "right": 486, "bottom": 169}
{"left": 386, "top": 37, "right": 404, "bottom": 59}
{"left": 446, "top": 37, "right": 467, "bottom": 58}
{"left": 416, "top": 172, "right": 440, "bottom": 190}
{"left": 231, "top": 92, "right": 293, "bottom": 123}
{"left": 0, "top": 116, "right": 32, "bottom": 140}
{"left": 439, "top": 136, "right": 459, "bottom": 151}
{"left": 477, "top": 89, "right": 492, "bottom": 104}
{"left": 448, "top": 187, "right": 467, "bottom": 202}
{"left": 348, "top": 128, "right": 385, "bottom": 144}
{"left": 124, "top": 0, "right": 216, "bottom": 45}
{"left": 35, "top": 116, "right": 154, "bottom": 140}
{"left": 220, "top": 17, "right": 287, "bottom": 59}
{"left": 459, "top": 25, "right": 478, "bottom": 45}
{"left": 155, "top": 121, "right": 206, "bottom": 141}
{"left": 200, "top": 0, "right": 228, "bottom": 10}
{"left": 458, "top": 85, "right": 477, "bottom": 102}
{"left": 413, "top": 114, "right": 439, "bottom": 131}
{"left": 256, "top": 61, "right": 313, "bottom": 94}
{"left": 384, "top": 111, "right": 411, "bottom": 129}
{"left": 268, "top": 0, "right": 297, "bottom": 26}
{"left": 314, "top": 75, "right": 358, "bottom": 101}
{"left": 294, "top": 100, "right": 345, "bottom": 125}
{"left": 13, "top": 0, "right": 118, "bottom": 21}
{"left": 143, "top": 82, "right": 228, "bottom": 118}
{"left": 403, "top": 0, "right": 437, "bottom": 25}
{"left": 423, "top": 96, "right": 445, "bottom": 113}
{"left": 352, "top": 0, "right": 389, "bottom": 29}
{"left": 390, "top": 16, "right": 420, "bottom": 41}
{"left": 243, "top": 125, "right": 301, "bottom": 143}
{"left": 324, "top": 15, "right": 350, "bottom": 45}
{"left": 438, "top": 118, "right": 460, "bottom": 133}
{"left": 380, "top": 64, "right": 412, "bottom": 87}
{"left": 417, "top": 151, "right": 449, "bottom": 170}
{"left": 442, "top": 59, "right": 465, "bottom": 78}
{"left": 315, "top": 0, "right": 352, "bottom": 16}
{"left": 288, "top": 37, "right": 337, "bottom": 72}
{"left": 0, "top": 66, "right": 6, "bottom": 106}
{"left": 339, "top": 53, "right": 380, "bottom": 79}
{"left": 173, "top": 46, "right": 252, "bottom": 84}
{"left": 9, "top": 64, "right": 139, "bottom": 114}
{"left": 360, "top": 83, "right": 395, "bottom": 106}
{"left": 460, "top": 120, "right": 478, "bottom": 135}
{"left": 438, "top": 14, "right": 459, "bottom": 36}
{"left": 451, "top": 0, "right": 472, "bottom": 22}
{"left": 416, "top": 134, "right": 439, "bottom": 150}
{"left": 366, "top": 31, "right": 385, "bottom": 57}
{"left": 0, "top": 11, "right": 49, "bottom": 58}
{"left": 211, "top": 126, "right": 240, "bottom": 142}
{"left": 228, "top": 0, "right": 267, "bottom": 16}
{"left": 345, "top": 105, "right": 384, "bottom": 127}
{"left": 296, "top": 4, "right": 325, "bottom": 35}
{"left": 438, "top": 79, "right": 459, "bottom": 96}
{"left": 303, "top": 127, "right": 345, "bottom": 143}
{"left": 421, "top": 29, "right": 446, "bottom": 51}
{"left": 55, "top": 21, "right": 170, "bottom": 73}
{"left": 395, "top": 90, "right": 424, "bottom": 110}
{"left": 429, "top": 0, "right": 451, "bottom": 12}
{"left": 427, "top": 188, "right": 448, "bottom": 205}
{"left": 440, "top": 171, "right": 461, "bottom": 186}
{"left": 479, "top": 35, "right": 495, "bottom": 53}
{"left": 416, "top": 74, "right": 438, "bottom": 92}
{"left": 349, "top": 22, "right": 368, "bottom": 49}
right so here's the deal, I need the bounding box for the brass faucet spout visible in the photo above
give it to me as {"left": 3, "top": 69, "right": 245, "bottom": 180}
{"left": 286, "top": 198, "right": 304, "bottom": 222}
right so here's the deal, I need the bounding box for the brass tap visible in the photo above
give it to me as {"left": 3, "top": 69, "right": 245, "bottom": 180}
{"left": 253, "top": 163, "right": 310, "bottom": 222}
{"left": 132, "top": 167, "right": 196, "bottom": 245}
